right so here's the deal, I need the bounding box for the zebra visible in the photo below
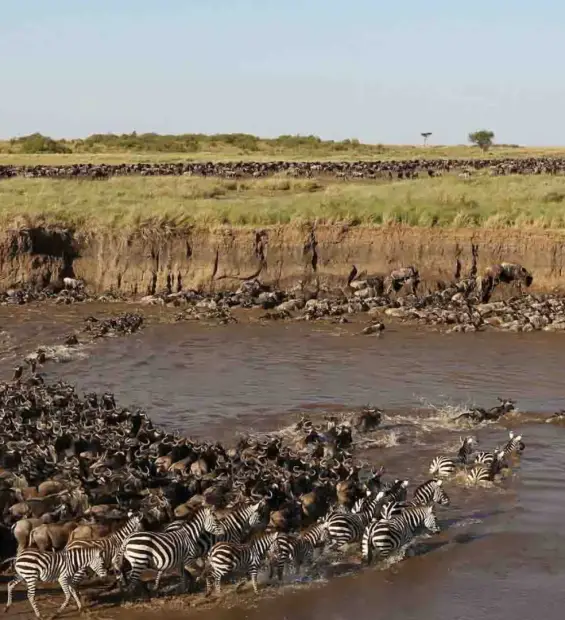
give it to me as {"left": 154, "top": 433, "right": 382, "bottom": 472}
{"left": 163, "top": 500, "right": 267, "bottom": 562}
{"left": 380, "top": 479, "right": 450, "bottom": 520}
{"left": 474, "top": 431, "right": 525, "bottom": 467}
{"left": 411, "top": 479, "right": 451, "bottom": 507}
{"left": 5, "top": 547, "right": 107, "bottom": 619}
{"left": 268, "top": 521, "right": 329, "bottom": 581}
{"left": 380, "top": 479, "right": 410, "bottom": 502}
{"left": 205, "top": 531, "right": 279, "bottom": 595}
{"left": 361, "top": 504, "right": 440, "bottom": 565}
{"left": 466, "top": 450, "right": 505, "bottom": 484}
{"left": 353, "top": 480, "right": 408, "bottom": 515}
{"left": 325, "top": 491, "right": 385, "bottom": 548}
{"left": 429, "top": 436, "right": 475, "bottom": 477}
{"left": 502, "top": 430, "right": 525, "bottom": 455}
{"left": 65, "top": 512, "right": 144, "bottom": 587}
{"left": 118, "top": 506, "right": 224, "bottom": 595}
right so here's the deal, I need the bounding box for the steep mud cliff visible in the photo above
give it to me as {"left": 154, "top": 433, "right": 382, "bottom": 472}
{"left": 1, "top": 225, "right": 564, "bottom": 294}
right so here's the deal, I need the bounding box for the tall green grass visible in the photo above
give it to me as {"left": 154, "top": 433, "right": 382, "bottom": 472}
{"left": 2, "top": 175, "right": 565, "bottom": 232}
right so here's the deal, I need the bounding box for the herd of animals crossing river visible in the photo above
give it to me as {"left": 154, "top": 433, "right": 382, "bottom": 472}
{"left": 0, "top": 340, "right": 539, "bottom": 619}
{"left": 0, "top": 257, "right": 565, "bottom": 619}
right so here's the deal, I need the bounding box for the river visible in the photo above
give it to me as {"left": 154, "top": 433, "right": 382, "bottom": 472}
{"left": 1, "top": 304, "right": 565, "bottom": 619}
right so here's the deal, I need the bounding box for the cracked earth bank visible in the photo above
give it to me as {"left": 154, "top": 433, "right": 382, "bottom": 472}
{"left": 1, "top": 225, "right": 565, "bottom": 296}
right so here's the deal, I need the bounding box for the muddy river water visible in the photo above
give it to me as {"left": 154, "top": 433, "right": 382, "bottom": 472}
{"left": 1, "top": 304, "right": 565, "bottom": 620}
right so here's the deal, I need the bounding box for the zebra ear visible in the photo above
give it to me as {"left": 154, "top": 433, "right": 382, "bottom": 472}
{"left": 436, "top": 479, "right": 443, "bottom": 487}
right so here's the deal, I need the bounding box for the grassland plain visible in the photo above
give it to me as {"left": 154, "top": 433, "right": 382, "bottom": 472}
{"left": 2, "top": 132, "right": 565, "bottom": 164}
{"left": 1, "top": 174, "right": 565, "bottom": 230}
{"left": 2, "top": 173, "right": 565, "bottom": 295}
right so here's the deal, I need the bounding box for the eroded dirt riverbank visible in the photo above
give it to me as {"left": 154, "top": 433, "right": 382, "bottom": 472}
{"left": 2, "top": 225, "right": 565, "bottom": 296}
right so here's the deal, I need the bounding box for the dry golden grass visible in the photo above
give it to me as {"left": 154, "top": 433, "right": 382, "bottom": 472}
{"left": 2, "top": 174, "right": 565, "bottom": 233}
{"left": 2, "top": 145, "right": 565, "bottom": 166}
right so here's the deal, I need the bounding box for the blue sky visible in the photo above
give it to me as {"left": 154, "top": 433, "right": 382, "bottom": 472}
{"left": 2, "top": 0, "right": 564, "bottom": 145}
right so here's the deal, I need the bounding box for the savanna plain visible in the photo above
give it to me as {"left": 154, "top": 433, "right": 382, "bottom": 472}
{"left": 1, "top": 136, "right": 565, "bottom": 620}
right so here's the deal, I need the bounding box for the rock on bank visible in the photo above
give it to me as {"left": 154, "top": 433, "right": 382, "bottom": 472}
{"left": 1, "top": 225, "right": 564, "bottom": 295}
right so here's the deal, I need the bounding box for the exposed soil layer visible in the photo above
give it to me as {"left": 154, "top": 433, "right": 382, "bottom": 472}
{"left": 1, "top": 225, "right": 565, "bottom": 295}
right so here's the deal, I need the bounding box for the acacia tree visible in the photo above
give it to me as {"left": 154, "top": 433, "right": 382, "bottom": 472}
{"left": 421, "top": 132, "right": 432, "bottom": 146}
{"left": 468, "top": 130, "right": 495, "bottom": 152}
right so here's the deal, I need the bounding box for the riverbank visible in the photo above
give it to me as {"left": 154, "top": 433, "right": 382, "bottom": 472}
{"left": 2, "top": 174, "right": 565, "bottom": 296}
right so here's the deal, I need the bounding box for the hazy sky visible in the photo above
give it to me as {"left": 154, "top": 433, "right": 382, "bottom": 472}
{"left": 2, "top": 0, "right": 565, "bottom": 145}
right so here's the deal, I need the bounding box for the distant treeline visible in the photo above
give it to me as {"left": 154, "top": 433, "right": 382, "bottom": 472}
{"left": 1, "top": 132, "right": 525, "bottom": 156}
{"left": 1, "top": 132, "right": 387, "bottom": 155}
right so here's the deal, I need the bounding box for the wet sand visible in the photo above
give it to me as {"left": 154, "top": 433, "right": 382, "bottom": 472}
{"left": 1, "top": 305, "right": 565, "bottom": 620}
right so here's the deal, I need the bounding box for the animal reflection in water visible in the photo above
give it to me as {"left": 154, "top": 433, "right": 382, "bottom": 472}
{"left": 0, "top": 377, "right": 526, "bottom": 615}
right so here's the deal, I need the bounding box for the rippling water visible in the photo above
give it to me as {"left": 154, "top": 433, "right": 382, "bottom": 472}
{"left": 2, "top": 304, "right": 565, "bottom": 620}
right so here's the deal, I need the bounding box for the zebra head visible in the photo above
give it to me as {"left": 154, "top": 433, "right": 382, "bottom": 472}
{"left": 507, "top": 432, "right": 525, "bottom": 452}
{"left": 248, "top": 499, "right": 269, "bottom": 527}
{"left": 202, "top": 507, "right": 225, "bottom": 536}
{"left": 431, "top": 479, "right": 450, "bottom": 506}
{"left": 422, "top": 505, "right": 440, "bottom": 534}
{"left": 127, "top": 513, "right": 144, "bottom": 532}
{"left": 88, "top": 549, "right": 108, "bottom": 579}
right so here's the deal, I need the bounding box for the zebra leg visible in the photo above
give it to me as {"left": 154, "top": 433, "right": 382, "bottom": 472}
{"left": 24, "top": 577, "right": 42, "bottom": 619}
{"left": 180, "top": 566, "right": 195, "bottom": 593}
{"left": 249, "top": 568, "right": 259, "bottom": 594}
{"left": 153, "top": 569, "right": 165, "bottom": 592}
{"left": 70, "top": 568, "right": 87, "bottom": 589}
{"left": 5, "top": 575, "right": 23, "bottom": 612}
{"left": 205, "top": 574, "right": 214, "bottom": 597}
{"left": 53, "top": 576, "right": 73, "bottom": 617}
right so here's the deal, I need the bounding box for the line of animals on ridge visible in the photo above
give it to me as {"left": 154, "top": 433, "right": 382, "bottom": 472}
{"left": 0, "top": 157, "right": 564, "bottom": 180}
{"left": 0, "top": 378, "right": 527, "bottom": 619}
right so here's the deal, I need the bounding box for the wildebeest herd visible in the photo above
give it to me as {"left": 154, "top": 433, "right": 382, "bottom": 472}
{"left": 1, "top": 157, "right": 565, "bottom": 180}
{"left": 0, "top": 366, "right": 527, "bottom": 618}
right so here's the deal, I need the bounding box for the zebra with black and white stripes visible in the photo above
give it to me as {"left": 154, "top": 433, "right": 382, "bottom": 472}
{"left": 163, "top": 500, "right": 267, "bottom": 563}
{"left": 118, "top": 506, "right": 224, "bottom": 595}
{"left": 66, "top": 513, "right": 144, "bottom": 587}
{"left": 429, "top": 436, "right": 475, "bottom": 477}
{"left": 379, "top": 479, "right": 450, "bottom": 520}
{"left": 353, "top": 480, "right": 409, "bottom": 516}
{"left": 411, "top": 479, "right": 451, "bottom": 507}
{"left": 466, "top": 450, "right": 505, "bottom": 484}
{"left": 324, "top": 491, "right": 385, "bottom": 549}
{"left": 205, "top": 531, "right": 279, "bottom": 595}
{"left": 269, "top": 521, "right": 329, "bottom": 581}
{"left": 5, "top": 547, "right": 107, "bottom": 619}
{"left": 361, "top": 504, "right": 439, "bottom": 565}
{"left": 474, "top": 431, "right": 525, "bottom": 466}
